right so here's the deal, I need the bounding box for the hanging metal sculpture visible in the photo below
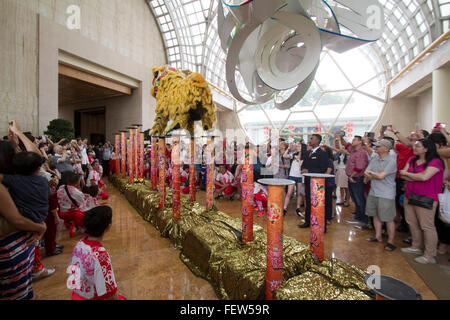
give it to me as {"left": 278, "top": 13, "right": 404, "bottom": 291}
{"left": 218, "top": 0, "right": 384, "bottom": 110}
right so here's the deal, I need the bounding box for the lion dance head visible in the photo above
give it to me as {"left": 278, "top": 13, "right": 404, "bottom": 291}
{"left": 150, "top": 66, "right": 216, "bottom": 136}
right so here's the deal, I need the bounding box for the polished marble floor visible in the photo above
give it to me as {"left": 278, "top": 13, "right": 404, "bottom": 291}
{"left": 33, "top": 182, "right": 439, "bottom": 300}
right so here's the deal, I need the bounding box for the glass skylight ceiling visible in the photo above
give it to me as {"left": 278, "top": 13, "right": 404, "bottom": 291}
{"left": 146, "top": 0, "right": 448, "bottom": 143}
{"left": 147, "top": 0, "right": 448, "bottom": 90}
{"left": 376, "top": 0, "right": 447, "bottom": 78}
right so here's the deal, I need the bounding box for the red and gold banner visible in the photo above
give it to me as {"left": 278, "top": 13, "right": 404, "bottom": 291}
{"left": 189, "top": 137, "right": 196, "bottom": 202}
{"left": 134, "top": 128, "right": 139, "bottom": 181}
{"left": 115, "top": 134, "right": 120, "bottom": 177}
{"left": 121, "top": 132, "right": 126, "bottom": 179}
{"left": 172, "top": 136, "right": 181, "bottom": 221}
{"left": 151, "top": 137, "right": 157, "bottom": 190}
{"left": 310, "top": 177, "right": 326, "bottom": 262}
{"left": 158, "top": 137, "right": 166, "bottom": 209}
{"left": 140, "top": 133, "right": 145, "bottom": 179}
{"left": 242, "top": 145, "right": 254, "bottom": 243}
{"left": 206, "top": 137, "right": 214, "bottom": 210}
{"left": 266, "top": 184, "right": 284, "bottom": 300}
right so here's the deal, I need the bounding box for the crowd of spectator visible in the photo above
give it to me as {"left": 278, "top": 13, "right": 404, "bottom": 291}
{"left": 154, "top": 123, "right": 450, "bottom": 263}
{"left": 1, "top": 119, "right": 449, "bottom": 300}
{"left": 0, "top": 120, "right": 117, "bottom": 300}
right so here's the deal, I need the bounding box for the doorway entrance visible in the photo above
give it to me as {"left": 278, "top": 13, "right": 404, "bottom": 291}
{"left": 74, "top": 107, "right": 106, "bottom": 144}
{"left": 58, "top": 62, "right": 134, "bottom": 144}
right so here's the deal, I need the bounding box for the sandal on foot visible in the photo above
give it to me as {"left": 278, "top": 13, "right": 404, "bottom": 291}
{"left": 32, "top": 267, "right": 55, "bottom": 281}
{"left": 366, "top": 237, "right": 382, "bottom": 243}
{"left": 385, "top": 243, "right": 397, "bottom": 251}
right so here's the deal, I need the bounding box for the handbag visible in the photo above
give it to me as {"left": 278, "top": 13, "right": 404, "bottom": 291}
{"left": 438, "top": 188, "right": 450, "bottom": 224}
{"left": 408, "top": 192, "right": 435, "bottom": 210}
{"left": 407, "top": 161, "right": 435, "bottom": 210}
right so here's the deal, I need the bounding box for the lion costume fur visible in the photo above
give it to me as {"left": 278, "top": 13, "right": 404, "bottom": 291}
{"left": 150, "top": 66, "right": 216, "bottom": 136}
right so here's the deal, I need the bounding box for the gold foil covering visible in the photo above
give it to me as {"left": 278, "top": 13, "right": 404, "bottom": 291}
{"left": 273, "top": 271, "right": 372, "bottom": 300}
{"left": 108, "top": 176, "right": 374, "bottom": 300}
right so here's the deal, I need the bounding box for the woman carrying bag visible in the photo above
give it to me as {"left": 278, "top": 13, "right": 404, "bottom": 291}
{"left": 400, "top": 139, "right": 444, "bottom": 264}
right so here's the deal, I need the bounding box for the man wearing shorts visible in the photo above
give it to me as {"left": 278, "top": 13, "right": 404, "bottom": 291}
{"left": 363, "top": 139, "right": 397, "bottom": 251}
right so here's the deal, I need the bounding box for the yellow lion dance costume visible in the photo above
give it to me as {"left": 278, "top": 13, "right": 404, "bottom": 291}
{"left": 150, "top": 66, "right": 216, "bottom": 136}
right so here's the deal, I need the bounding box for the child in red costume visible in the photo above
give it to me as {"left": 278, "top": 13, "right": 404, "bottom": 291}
{"left": 253, "top": 182, "right": 268, "bottom": 217}
{"left": 57, "top": 172, "right": 90, "bottom": 237}
{"left": 68, "top": 206, "right": 126, "bottom": 300}
{"left": 214, "top": 164, "right": 237, "bottom": 200}
{"left": 87, "top": 160, "right": 109, "bottom": 200}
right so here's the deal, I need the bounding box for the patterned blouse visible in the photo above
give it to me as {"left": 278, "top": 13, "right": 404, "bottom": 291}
{"left": 57, "top": 185, "right": 90, "bottom": 213}
{"left": 68, "top": 237, "right": 117, "bottom": 300}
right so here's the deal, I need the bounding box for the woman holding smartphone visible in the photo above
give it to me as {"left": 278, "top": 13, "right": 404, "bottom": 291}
{"left": 283, "top": 142, "right": 306, "bottom": 216}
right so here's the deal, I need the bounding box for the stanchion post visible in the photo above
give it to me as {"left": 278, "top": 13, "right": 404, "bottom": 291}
{"left": 133, "top": 127, "right": 139, "bottom": 181}
{"left": 172, "top": 135, "right": 181, "bottom": 221}
{"left": 258, "top": 178, "right": 294, "bottom": 300}
{"left": 189, "top": 137, "right": 196, "bottom": 202}
{"left": 242, "top": 143, "right": 254, "bottom": 243}
{"left": 114, "top": 134, "right": 120, "bottom": 177}
{"left": 205, "top": 135, "right": 215, "bottom": 211}
{"left": 127, "top": 135, "right": 133, "bottom": 184}
{"left": 304, "top": 173, "right": 334, "bottom": 262}
{"left": 139, "top": 132, "right": 145, "bottom": 179}
{"left": 158, "top": 136, "right": 166, "bottom": 209}
{"left": 120, "top": 131, "right": 127, "bottom": 179}
{"left": 151, "top": 136, "right": 157, "bottom": 190}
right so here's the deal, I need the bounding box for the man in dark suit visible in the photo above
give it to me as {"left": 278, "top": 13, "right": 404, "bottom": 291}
{"left": 299, "top": 134, "right": 329, "bottom": 228}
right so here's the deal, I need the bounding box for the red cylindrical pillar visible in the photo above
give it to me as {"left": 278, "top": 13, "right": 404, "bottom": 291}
{"left": 151, "top": 137, "right": 157, "bottom": 190}
{"left": 266, "top": 184, "right": 284, "bottom": 300}
{"left": 115, "top": 134, "right": 120, "bottom": 177}
{"left": 121, "top": 132, "right": 126, "bottom": 179}
{"left": 139, "top": 132, "right": 145, "bottom": 179}
{"left": 242, "top": 145, "right": 254, "bottom": 243}
{"left": 134, "top": 127, "right": 139, "bottom": 181}
{"left": 222, "top": 138, "right": 227, "bottom": 165}
{"left": 189, "top": 137, "right": 196, "bottom": 202}
{"left": 158, "top": 137, "right": 166, "bottom": 209}
{"left": 310, "top": 176, "right": 326, "bottom": 262}
{"left": 206, "top": 136, "right": 214, "bottom": 210}
{"left": 127, "top": 135, "right": 133, "bottom": 185}
{"left": 260, "top": 178, "right": 294, "bottom": 300}
{"left": 172, "top": 136, "right": 181, "bottom": 221}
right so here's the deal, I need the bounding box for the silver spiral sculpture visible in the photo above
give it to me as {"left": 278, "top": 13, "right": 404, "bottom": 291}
{"left": 218, "top": 0, "right": 384, "bottom": 110}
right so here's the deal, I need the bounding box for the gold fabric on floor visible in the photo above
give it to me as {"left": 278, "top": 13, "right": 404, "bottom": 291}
{"left": 33, "top": 178, "right": 437, "bottom": 300}
{"left": 108, "top": 177, "right": 373, "bottom": 300}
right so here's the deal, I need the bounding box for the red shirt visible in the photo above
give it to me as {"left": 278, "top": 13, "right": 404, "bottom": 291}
{"left": 395, "top": 143, "right": 414, "bottom": 178}
{"left": 345, "top": 146, "right": 369, "bottom": 177}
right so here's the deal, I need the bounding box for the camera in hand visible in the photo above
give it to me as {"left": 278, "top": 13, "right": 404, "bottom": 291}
{"left": 365, "top": 132, "right": 375, "bottom": 139}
